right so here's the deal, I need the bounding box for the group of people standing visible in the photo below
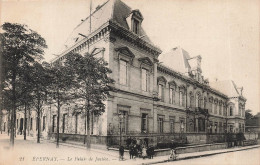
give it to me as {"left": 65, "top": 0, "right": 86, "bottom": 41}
{"left": 129, "top": 144, "right": 155, "bottom": 159}
{"left": 119, "top": 138, "right": 155, "bottom": 161}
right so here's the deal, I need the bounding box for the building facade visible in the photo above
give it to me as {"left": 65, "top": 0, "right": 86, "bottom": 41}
{"left": 0, "top": 0, "right": 246, "bottom": 146}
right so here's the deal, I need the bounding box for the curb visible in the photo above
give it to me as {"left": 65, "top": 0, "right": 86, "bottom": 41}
{"left": 143, "top": 145, "right": 260, "bottom": 165}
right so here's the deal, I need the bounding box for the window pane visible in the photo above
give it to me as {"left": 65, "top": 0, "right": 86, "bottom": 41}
{"left": 158, "top": 85, "right": 162, "bottom": 99}
{"left": 142, "top": 69, "right": 147, "bottom": 91}
{"left": 179, "top": 91, "right": 183, "bottom": 106}
{"left": 141, "top": 114, "right": 148, "bottom": 133}
{"left": 120, "top": 60, "right": 127, "bottom": 85}
{"left": 169, "top": 88, "right": 173, "bottom": 104}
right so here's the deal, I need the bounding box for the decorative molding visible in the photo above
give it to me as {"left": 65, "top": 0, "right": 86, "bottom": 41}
{"left": 115, "top": 46, "right": 135, "bottom": 59}
{"left": 157, "top": 76, "right": 167, "bottom": 84}
{"left": 138, "top": 57, "right": 153, "bottom": 66}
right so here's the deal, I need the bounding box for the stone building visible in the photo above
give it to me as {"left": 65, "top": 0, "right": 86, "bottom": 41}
{"left": 0, "top": 0, "right": 246, "bottom": 146}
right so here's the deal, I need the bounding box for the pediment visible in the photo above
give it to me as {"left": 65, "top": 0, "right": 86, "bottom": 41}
{"left": 115, "top": 47, "right": 135, "bottom": 59}
{"left": 168, "top": 80, "right": 177, "bottom": 86}
{"left": 138, "top": 57, "right": 153, "bottom": 66}
{"left": 157, "top": 76, "right": 167, "bottom": 84}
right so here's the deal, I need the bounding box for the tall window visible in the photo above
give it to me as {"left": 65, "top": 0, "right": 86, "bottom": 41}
{"left": 141, "top": 113, "right": 148, "bottom": 133}
{"left": 195, "top": 94, "right": 200, "bottom": 108}
{"left": 42, "top": 116, "right": 46, "bottom": 131}
{"left": 158, "top": 116, "right": 164, "bottom": 133}
{"left": 214, "top": 102, "right": 218, "bottom": 114}
{"left": 219, "top": 105, "right": 222, "bottom": 115}
{"left": 158, "top": 84, "right": 163, "bottom": 101}
{"left": 119, "top": 60, "right": 127, "bottom": 85}
{"left": 204, "top": 98, "right": 207, "bottom": 108}
{"left": 52, "top": 115, "right": 56, "bottom": 132}
{"left": 229, "top": 107, "right": 233, "bottom": 116}
{"left": 180, "top": 91, "right": 183, "bottom": 106}
{"left": 62, "top": 114, "right": 67, "bottom": 133}
{"left": 142, "top": 68, "right": 148, "bottom": 91}
{"left": 170, "top": 117, "right": 175, "bottom": 133}
{"left": 198, "top": 118, "right": 205, "bottom": 132}
{"left": 169, "top": 88, "right": 174, "bottom": 104}
{"left": 119, "top": 111, "right": 128, "bottom": 134}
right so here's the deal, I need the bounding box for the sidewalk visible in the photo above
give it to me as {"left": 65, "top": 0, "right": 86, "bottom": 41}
{"left": 1, "top": 134, "right": 259, "bottom": 165}
{"left": 52, "top": 139, "right": 260, "bottom": 165}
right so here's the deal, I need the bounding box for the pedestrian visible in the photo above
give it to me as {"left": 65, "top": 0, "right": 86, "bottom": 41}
{"left": 129, "top": 143, "right": 134, "bottom": 159}
{"left": 150, "top": 145, "right": 154, "bottom": 159}
{"left": 142, "top": 146, "right": 147, "bottom": 159}
{"left": 119, "top": 145, "right": 124, "bottom": 161}
{"left": 169, "top": 148, "right": 177, "bottom": 161}
{"left": 133, "top": 144, "right": 138, "bottom": 159}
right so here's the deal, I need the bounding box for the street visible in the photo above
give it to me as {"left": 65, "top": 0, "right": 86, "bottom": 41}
{"left": 162, "top": 147, "right": 260, "bottom": 165}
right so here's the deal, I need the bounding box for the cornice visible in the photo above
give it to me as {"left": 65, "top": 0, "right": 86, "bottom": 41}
{"left": 51, "top": 20, "right": 162, "bottom": 63}
{"left": 108, "top": 20, "right": 162, "bottom": 56}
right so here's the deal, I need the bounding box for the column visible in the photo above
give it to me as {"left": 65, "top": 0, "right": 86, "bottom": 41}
{"left": 195, "top": 115, "right": 199, "bottom": 133}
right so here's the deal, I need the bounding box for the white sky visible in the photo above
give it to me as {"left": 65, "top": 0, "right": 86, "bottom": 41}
{"left": 1, "top": 0, "right": 259, "bottom": 114}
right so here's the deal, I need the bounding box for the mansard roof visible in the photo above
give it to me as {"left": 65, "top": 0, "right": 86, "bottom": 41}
{"left": 210, "top": 80, "right": 246, "bottom": 101}
{"left": 62, "top": 0, "right": 157, "bottom": 52}
{"left": 159, "top": 47, "right": 191, "bottom": 74}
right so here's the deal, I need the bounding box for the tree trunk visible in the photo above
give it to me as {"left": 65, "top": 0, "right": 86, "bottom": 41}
{"left": 28, "top": 107, "right": 31, "bottom": 136}
{"left": 8, "top": 111, "right": 10, "bottom": 136}
{"left": 86, "top": 104, "right": 91, "bottom": 149}
{"left": 56, "top": 92, "right": 60, "bottom": 148}
{"left": 84, "top": 108, "right": 87, "bottom": 144}
{"left": 37, "top": 112, "right": 41, "bottom": 143}
{"left": 10, "top": 71, "right": 16, "bottom": 147}
{"left": 10, "top": 108, "right": 15, "bottom": 147}
{"left": 24, "top": 104, "right": 27, "bottom": 140}
{"left": 37, "top": 92, "right": 41, "bottom": 143}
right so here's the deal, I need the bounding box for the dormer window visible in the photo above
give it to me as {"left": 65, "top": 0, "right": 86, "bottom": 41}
{"left": 127, "top": 10, "right": 143, "bottom": 35}
{"left": 133, "top": 19, "right": 139, "bottom": 34}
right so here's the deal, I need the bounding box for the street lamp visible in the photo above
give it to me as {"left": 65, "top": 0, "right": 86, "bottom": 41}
{"left": 118, "top": 112, "right": 124, "bottom": 146}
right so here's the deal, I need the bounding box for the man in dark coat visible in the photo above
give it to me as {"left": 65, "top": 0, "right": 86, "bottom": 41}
{"left": 119, "top": 146, "right": 124, "bottom": 161}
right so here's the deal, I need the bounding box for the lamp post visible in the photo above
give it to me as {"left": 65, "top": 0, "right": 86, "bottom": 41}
{"left": 118, "top": 112, "right": 124, "bottom": 146}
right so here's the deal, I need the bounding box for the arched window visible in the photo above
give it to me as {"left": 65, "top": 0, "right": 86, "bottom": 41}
{"left": 189, "top": 92, "right": 194, "bottom": 108}
{"left": 204, "top": 97, "right": 207, "bottom": 109}
{"left": 195, "top": 93, "right": 201, "bottom": 108}
{"left": 179, "top": 86, "right": 185, "bottom": 107}
{"left": 229, "top": 106, "right": 233, "bottom": 116}
{"left": 179, "top": 91, "right": 183, "bottom": 106}
{"left": 214, "top": 99, "right": 218, "bottom": 114}
{"left": 169, "top": 81, "right": 176, "bottom": 104}
{"left": 157, "top": 76, "right": 167, "bottom": 102}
